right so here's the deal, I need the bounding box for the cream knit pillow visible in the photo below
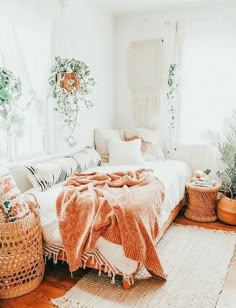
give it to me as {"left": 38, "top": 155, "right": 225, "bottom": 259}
{"left": 108, "top": 138, "right": 144, "bottom": 165}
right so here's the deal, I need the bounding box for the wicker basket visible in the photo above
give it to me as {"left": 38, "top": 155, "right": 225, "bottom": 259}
{"left": 0, "top": 204, "right": 45, "bottom": 299}
{"left": 217, "top": 194, "right": 236, "bottom": 226}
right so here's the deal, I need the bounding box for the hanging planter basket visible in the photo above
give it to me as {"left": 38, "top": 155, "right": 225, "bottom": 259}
{"left": 56, "top": 72, "right": 80, "bottom": 94}
{"left": 48, "top": 57, "right": 95, "bottom": 146}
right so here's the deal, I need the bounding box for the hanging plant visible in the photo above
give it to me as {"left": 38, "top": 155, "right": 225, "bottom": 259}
{"left": 0, "top": 67, "right": 24, "bottom": 136}
{"left": 166, "top": 63, "right": 179, "bottom": 144}
{"left": 48, "top": 56, "right": 96, "bottom": 146}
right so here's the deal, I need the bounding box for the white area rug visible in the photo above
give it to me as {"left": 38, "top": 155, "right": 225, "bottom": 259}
{"left": 52, "top": 224, "right": 236, "bottom": 308}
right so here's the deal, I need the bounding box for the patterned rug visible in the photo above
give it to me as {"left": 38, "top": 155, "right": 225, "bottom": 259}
{"left": 52, "top": 224, "right": 236, "bottom": 308}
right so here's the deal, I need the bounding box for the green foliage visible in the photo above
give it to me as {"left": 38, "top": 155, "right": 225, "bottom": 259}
{"left": 0, "top": 67, "right": 23, "bottom": 136}
{"left": 204, "top": 110, "right": 236, "bottom": 199}
{"left": 166, "top": 64, "right": 179, "bottom": 145}
{"left": 167, "top": 64, "right": 178, "bottom": 100}
{"left": 48, "top": 57, "right": 95, "bottom": 145}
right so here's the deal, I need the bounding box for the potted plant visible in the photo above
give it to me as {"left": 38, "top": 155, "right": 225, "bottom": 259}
{"left": 48, "top": 57, "right": 95, "bottom": 146}
{"left": 204, "top": 109, "right": 236, "bottom": 225}
{"left": 0, "top": 67, "right": 24, "bottom": 136}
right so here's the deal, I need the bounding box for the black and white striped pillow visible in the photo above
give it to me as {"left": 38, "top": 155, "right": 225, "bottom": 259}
{"left": 25, "top": 147, "right": 101, "bottom": 192}
{"left": 71, "top": 147, "right": 101, "bottom": 171}
{"left": 25, "top": 157, "right": 79, "bottom": 192}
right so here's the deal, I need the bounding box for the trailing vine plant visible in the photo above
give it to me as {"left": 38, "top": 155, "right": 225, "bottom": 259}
{"left": 48, "top": 56, "right": 95, "bottom": 146}
{"left": 166, "top": 63, "right": 178, "bottom": 141}
{"left": 166, "top": 22, "right": 180, "bottom": 156}
{"left": 0, "top": 67, "right": 24, "bottom": 136}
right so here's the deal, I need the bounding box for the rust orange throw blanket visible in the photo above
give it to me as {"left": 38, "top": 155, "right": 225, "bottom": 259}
{"left": 56, "top": 169, "right": 167, "bottom": 280}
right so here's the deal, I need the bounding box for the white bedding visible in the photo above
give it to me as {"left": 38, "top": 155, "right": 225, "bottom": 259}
{"left": 27, "top": 160, "right": 191, "bottom": 275}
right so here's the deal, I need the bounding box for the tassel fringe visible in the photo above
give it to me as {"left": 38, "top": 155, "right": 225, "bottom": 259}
{"left": 134, "top": 95, "right": 160, "bottom": 128}
{"left": 44, "top": 243, "right": 135, "bottom": 288}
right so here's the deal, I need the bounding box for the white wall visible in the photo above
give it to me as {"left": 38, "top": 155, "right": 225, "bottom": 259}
{"left": 114, "top": 2, "right": 236, "bottom": 172}
{"left": 114, "top": 2, "right": 236, "bottom": 139}
{"left": 52, "top": 0, "right": 115, "bottom": 153}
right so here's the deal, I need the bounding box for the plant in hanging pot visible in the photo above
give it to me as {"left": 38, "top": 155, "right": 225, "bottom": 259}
{"left": 204, "top": 109, "right": 236, "bottom": 225}
{"left": 0, "top": 67, "right": 24, "bottom": 136}
{"left": 48, "top": 56, "right": 95, "bottom": 146}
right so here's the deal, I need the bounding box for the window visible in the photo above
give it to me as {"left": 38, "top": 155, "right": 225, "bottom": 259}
{"left": 12, "top": 21, "right": 52, "bottom": 161}
{"left": 180, "top": 23, "right": 236, "bottom": 144}
{"left": 0, "top": 1, "right": 56, "bottom": 162}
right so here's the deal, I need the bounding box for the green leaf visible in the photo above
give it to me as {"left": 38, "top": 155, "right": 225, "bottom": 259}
{"left": 0, "top": 89, "right": 11, "bottom": 101}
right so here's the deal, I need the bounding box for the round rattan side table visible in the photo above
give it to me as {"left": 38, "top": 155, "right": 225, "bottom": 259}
{"left": 185, "top": 182, "right": 221, "bottom": 223}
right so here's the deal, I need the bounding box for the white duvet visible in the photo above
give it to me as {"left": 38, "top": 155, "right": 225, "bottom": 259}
{"left": 27, "top": 160, "right": 191, "bottom": 275}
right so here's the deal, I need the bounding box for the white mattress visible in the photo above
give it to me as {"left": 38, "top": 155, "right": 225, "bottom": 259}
{"left": 27, "top": 160, "right": 191, "bottom": 275}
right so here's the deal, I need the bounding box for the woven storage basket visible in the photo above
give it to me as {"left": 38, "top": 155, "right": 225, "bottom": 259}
{"left": 0, "top": 203, "right": 45, "bottom": 299}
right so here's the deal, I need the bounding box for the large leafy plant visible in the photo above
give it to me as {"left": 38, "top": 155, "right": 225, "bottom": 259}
{"left": 0, "top": 68, "right": 24, "bottom": 136}
{"left": 204, "top": 109, "right": 236, "bottom": 199}
{"left": 48, "top": 57, "right": 95, "bottom": 145}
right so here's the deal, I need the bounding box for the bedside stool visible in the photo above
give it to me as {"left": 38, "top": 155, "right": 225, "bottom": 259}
{"left": 185, "top": 182, "right": 221, "bottom": 223}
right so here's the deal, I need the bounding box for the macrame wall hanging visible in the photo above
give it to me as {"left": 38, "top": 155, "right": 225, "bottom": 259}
{"left": 128, "top": 39, "right": 164, "bottom": 128}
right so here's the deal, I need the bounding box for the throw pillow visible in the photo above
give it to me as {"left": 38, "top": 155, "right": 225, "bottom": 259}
{"left": 94, "top": 128, "right": 123, "bottom": 162}
{"left": 25, "top": 147, "right": 101, "bottom": 192}
{"left": 108, "top": 138, "right": 144, "bottom": 165}
{"left": 0, "top": 167, "right": 31, "bottom": 222}
{"left": 123, "top": 128, "right": 165, "bottom": 161}
{"left": 25, "top": 157, "right": 79, "bottom": 192}
{"left": 71, "top": 147, "right": 101, "bottom": 172}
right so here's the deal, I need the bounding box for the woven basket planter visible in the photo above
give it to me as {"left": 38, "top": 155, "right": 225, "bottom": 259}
{"left": 217, "top": 194, "right": 236, "bottom": 226}
{"left": 0, "top": 206, "right": 45, "bottom": 299}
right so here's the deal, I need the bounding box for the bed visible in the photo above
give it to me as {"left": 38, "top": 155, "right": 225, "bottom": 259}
{"left": 26, "top": 159, "right": 191, "bottom": 289}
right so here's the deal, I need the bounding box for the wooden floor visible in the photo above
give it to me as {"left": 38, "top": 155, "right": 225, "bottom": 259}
{"left": 0, "top": 262, "right": 91, "bottom": 308}
{"left": 1, "top": 211, "right": 236, "bottom": 308}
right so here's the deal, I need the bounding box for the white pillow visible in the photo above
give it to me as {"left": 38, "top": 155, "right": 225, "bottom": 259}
{"left": 108, "top": 138, "right": 144, "bottom": 165}
{"left": 94, "top": 128, "right": 123, "bottom": 163}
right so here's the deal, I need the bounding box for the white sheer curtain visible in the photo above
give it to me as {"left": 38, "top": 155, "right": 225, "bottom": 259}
{"left": 179, "top": 17, "right": 236, "bottom": 144}
{"left": 0, "top": 0, "right": 61, "bottom": 161}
